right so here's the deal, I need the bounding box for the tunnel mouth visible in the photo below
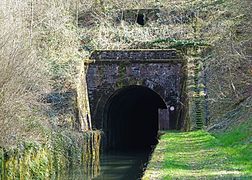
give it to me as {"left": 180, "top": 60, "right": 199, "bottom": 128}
{"left": 137, "top": 13, "right": 146, "bottom": 25}
{"left": 103, "top": 85, "right": 167, "bottom": 151}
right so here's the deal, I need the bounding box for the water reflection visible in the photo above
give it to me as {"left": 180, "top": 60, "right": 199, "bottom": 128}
{"left": 93, "top": 150, "right": 151, "bottom": 180}
{"left": 60, "top": 150, "right": 151, "bottom": 180}
{"left": 59, "top": 150, "right": 151, "bottom": 180}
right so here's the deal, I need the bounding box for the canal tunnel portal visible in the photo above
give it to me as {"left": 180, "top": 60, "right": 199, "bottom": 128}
{"left": 105, "top": 85, "right": 167, "bottom": 150}
{"left": 86, "top": 50, "right": 186, "bottom": 150}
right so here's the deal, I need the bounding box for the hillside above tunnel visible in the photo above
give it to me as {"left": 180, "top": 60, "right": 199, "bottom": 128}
{"left": 0, "top": 0, "right": 252, "bottom": 179}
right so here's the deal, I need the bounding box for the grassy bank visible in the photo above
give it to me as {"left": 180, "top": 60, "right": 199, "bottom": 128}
{"left": 143, "top": 119, "right": 252, "bottom": 179}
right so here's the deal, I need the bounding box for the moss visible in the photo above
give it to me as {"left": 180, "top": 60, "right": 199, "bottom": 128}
{"left": 0, "top": 148, "right": 4, "bottom": 179}
{"left": 2, "top": 143, "right": 51, "bottom": 179}
{"left": 115, "top": 63, "right": 128, "bottom": 88}
{"left": 183, "top": 47, "right": 207, "bottom": 130}
{"left": 0, "top": 131, "right": 101, "bottom": 179}
{"left": 148, "top": 38, "right": 211, "bottom": 49}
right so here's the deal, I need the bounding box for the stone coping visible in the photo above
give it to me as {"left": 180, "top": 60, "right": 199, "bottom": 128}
{"left": 90, "top": 49, "right": 183, "bottom": 63}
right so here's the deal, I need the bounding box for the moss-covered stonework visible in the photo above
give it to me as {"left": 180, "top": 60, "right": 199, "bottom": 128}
{"left": 87, "top": 50, "right": 187, "bottom": 131}
{"left": 86, "top": 49, "right": 208, "bottom": 132}
{"left": 184, "top": 47, "right": 208, "bottom": 130}
{"left": 0, "top": 131, "right": 101, "bottom": 180}
{"left": 76, "top": 61, "right": 93, "bottom": 131}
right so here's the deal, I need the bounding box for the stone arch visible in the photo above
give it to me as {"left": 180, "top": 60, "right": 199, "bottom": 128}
{"left": 102, "top": 85, "right": 167, "bottom": 150}
{"left": 86, "top": 50, "right": 187, "bottom": 143}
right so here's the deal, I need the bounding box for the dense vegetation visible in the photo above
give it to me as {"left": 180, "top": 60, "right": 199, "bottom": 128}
{"left": 0, "top": 0, "right": 87, "bottom": 147}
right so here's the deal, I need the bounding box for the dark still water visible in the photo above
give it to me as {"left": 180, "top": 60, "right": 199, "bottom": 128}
{"left": 60, "top": 150, "right": 152, "bottom": 180}
{"left": 93, "top": 150, "right": 151, "bottom": 180}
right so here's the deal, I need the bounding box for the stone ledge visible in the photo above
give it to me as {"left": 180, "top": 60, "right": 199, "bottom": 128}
{"left": 86, "top": 59, "right": 184, "bottom": 64}
{"left": 90, "top": 49, "right": 180, "bottom": 61}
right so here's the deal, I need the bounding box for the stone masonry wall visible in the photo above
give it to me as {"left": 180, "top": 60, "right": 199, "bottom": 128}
{"left": 86, "top": 50, "right": 187, "bottom": 130}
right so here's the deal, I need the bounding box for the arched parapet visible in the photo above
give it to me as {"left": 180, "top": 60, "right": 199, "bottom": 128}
{"left": 86, "top": 49, "right": 187, "bottom": 131}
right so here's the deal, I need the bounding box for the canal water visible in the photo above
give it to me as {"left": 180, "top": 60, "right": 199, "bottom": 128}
{"left": 93, "top": 150, "right": 151, "bottom": 180}
{"left": 61, "top": 149, "right": 152, "bottom": 180}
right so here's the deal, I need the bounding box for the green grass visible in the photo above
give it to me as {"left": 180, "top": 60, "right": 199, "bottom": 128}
{"left": 143, "top": 119, "right": 252, "bottom": 180}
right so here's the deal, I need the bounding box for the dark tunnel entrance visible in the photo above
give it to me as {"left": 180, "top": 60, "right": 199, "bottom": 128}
{"left": 104, "top": 85, "right": 167, "bottom": 151}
